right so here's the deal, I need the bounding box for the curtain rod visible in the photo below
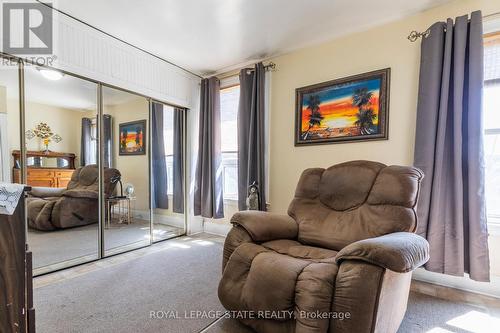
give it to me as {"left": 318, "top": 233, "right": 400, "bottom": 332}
{"left": 484, "top": 11, "right": 500, "bottom": 19}
{"left": 247, "top": 62, "right": 277, "bottom": 72}
{"left": 407, "top": 10, "right": 500, "bottom": 42}
{"left": 216, "top": 62, "right": 277, "bottom": 80}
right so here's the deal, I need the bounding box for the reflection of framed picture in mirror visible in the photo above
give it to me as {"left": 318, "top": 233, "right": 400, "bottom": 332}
{"left": 119, "top": 120, "right": 147, "bottom": 155}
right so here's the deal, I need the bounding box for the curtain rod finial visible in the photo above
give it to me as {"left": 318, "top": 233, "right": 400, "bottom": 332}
{"left": 408, "top": 29, "right": 430, "bottom": 42}
{"left": 408, "top": 30, "right": 420, "bottom": 42}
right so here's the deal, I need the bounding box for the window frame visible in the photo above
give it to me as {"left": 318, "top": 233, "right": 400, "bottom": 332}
{"left": 483, "top": 31, "right": 500, "bottom": 233}
{"left": 221, "top": 151, "right": 238, "bottom": 201}
{"left": 484, "top": 124, "right": 500, "bottom": 227}
{"left": 165, "top": 154, "right": 174, "bottom": 195}
{"left": 88, "top": 118, "right": 98, "bottom": 165}
{"left": 220, "top": 81, "right": 240, "bottom": 202}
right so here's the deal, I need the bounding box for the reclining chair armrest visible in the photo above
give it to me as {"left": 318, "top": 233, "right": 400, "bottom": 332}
{"left": 230, "top": 211, "right": 298, "bottom": 242}
{"left": 63, "top": 189, "right": 98, "bottom": 200}
{"left": 222, "top": 211, "right": 298, "bottom": 272}
{"left": 335, "top": 232, "right": 429, "bottom": 273}
{"left": 29, "top": 186, "right": 66, "bottom": 198}
{"left": 222, "top": 225, "right": 253, "bottom": 272}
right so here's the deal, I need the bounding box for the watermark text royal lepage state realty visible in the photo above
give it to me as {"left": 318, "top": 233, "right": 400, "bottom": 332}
{"left": 150, "top": 310, "right": 351, "bottom": 321}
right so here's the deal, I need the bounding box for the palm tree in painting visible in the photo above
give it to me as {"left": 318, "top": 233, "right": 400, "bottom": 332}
{"left": 352, "top": 88, "right": 376, "bottom": 135}
{"left": 302, "top": 94, "right": 323, "bottom": 140}
{"left": 121, "top": 129, "right": 128, "bottom": 151}
{"left": 354, "top": 108, "right": 377, "bottom": 135}
{"left": 352, "top": 88, "right": 373, "bottom": 109}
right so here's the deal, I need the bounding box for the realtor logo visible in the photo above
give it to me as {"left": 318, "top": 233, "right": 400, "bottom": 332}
{"left": 2, "top": 2, "right": 53, "bottom": 54}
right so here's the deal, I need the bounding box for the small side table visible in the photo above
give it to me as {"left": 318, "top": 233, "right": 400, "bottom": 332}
{"left": 106, "top": 196, "right": 131, "bottom": 229}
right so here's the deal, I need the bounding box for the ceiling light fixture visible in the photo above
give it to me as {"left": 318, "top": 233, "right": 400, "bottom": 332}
{"left": 37, "top": 67, "right": 64, "bottom": 81}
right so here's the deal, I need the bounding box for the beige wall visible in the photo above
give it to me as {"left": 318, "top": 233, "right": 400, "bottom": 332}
{"left": 267, "top": 0, "right": 500, "bottom": 213}
{"left": 0, "top": 86, "right": 6, "bottom": 114}
{"left": 5, "top": 98, "right": 20, "bottom": 153}
{"left": 4, "top": 98, "right": 87, "bottom": 166}
{"left": 105, "top": 97, "right": 150, "bottom": 211}
{"left": 265, "top": 0, "right": 500, "bottom": 277}
{"left": 24, "top": 101, "right": 82, "bottom": 155}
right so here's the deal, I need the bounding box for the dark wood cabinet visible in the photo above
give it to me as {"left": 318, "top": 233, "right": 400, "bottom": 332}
{"left": 0, "top": 186, "right": 35, "bottom": 333}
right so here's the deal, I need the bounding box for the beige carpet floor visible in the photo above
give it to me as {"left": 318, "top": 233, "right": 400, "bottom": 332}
{"left": 29, "top": 220, "right": 184, "bottom": 270}
{"left": 204, "top": 291, "right": 500, "bottom": 333}
{"left": 34, "top": 233, "right": 500, "bottom": 333}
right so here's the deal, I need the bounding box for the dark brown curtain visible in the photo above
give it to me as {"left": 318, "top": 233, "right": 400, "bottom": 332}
{"left": 152, "top": 102, "right": 168, "bottom": 209}
{"left": 414, "top": 11, "right": 490, "bottom": 281}
{"left": 194, "top": 77, "right": 224, "bottom": 218}
{"left": 237, "top": 63, "right": 267, "bottom": 211}
{"left": 173, "top": 108, "right": 184, "bottom": 214}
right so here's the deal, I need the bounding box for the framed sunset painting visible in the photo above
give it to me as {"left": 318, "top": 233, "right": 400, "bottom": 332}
{"left": 295, "top": 68, "right": 390, "bottom": 146}
{"left": 119, "top": 120, "right": 147, "bottom": 155}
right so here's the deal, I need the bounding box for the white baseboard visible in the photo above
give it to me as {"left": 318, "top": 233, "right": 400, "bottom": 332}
{"left": 118, "top": 208, "right": 185, "bottom": 229}
{"left": 412, "top": 268, "right": 500, "bottom": 298}
{"left": 187, "top": 215, "right": 204, "bottom": 235}
{"left": 203, "top": 222, "right": 232, "bottom": 236}
{"left": 151, "top": 213, "right": 185, "bottom": 229}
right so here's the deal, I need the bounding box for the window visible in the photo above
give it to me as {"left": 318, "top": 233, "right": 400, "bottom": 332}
{"left": 163, "top": 105, "right": 175, "bottom": 195}
{"left": 220, "top": 85, "right": 240, "bottom": 200}
{"left": 484, "top": 32, "right": 500, "bottom": 226}
{"left": 89, "top": 118, "right": 97, "bottom": 165}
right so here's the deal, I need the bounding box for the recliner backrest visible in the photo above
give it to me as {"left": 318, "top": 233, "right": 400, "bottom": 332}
{"left": 67, "top": 165, "right": 121, "bottom": 197}
{"left": 287, "top": 160, "right": 423, "bottom": 251}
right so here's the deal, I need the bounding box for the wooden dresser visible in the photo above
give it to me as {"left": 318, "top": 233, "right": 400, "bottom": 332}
{"left": 12, "top": 151, "right": 76, "bottom": 188}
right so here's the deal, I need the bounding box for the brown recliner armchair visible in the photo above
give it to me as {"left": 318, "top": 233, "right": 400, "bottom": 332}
{"left": 27, "top": 165, "right": 120, "bottom": 231}
{"left": 218, "top": 161, "right": 430, "bottom": 333}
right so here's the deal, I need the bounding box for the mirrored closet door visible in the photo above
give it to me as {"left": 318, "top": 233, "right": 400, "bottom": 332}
{"left": 151, "top": 102, "right": 186, "bottom": 242}
{"left": 23, "top": 65, "right": 99, "bottom": 274}
{"left": 101, "top": 86, "right": 151, "bottom": 255}
{"left": 5, "top": 59, "right": 187, "bottom": 275}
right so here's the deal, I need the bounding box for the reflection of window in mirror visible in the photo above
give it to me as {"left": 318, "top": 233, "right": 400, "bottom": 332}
{"left": 152, "top": 102, "right": 185, "bottom": 243}
{"left": 88, "top": 118, "right": 98, "bottom": 165}
{"left": 163, "top": 105, "right": 174, "bottom": 195}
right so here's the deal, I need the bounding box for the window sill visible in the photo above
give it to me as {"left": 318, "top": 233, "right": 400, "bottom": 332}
{"left": 221, "top": 200, "right": 272, "bottom": 211}
{"left": 223, "top": 198, "right": 238, "bottom": 205}
{"left": 488, "top": 215, "right": 500, "bottom": 236}
{"left": 488, "top": 223, "right": 500, "bottom": 237}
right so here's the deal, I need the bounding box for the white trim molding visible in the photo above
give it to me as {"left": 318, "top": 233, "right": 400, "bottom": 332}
{"left": 412, "top": 268, "right": 500, "bottom": 299}
{"left": 203, "top": 222, "right": 232, "bottom": 236}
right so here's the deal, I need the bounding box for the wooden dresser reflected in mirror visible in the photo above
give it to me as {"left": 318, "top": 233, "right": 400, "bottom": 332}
{"left": 12, "top": 150, "right": 76, "bottom": 188}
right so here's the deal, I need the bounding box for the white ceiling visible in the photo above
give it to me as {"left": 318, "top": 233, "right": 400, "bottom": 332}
{"left": 24, "top": 66, "right": 97, "bottom": 110}
{"left": 53, "top": 0, "right": 452, "bottom": 76}
{"left": 0, "top": 65, "right": 144, "bottom": 111}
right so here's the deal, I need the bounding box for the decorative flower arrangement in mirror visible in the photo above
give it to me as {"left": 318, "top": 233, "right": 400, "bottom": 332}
{"left": 26, "top": 122, "right": 63, "bottom": 153}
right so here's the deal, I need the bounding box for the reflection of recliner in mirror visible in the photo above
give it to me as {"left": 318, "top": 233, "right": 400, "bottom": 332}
{"left": 27, "top": 165, "right": 120, "bottom": 231}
